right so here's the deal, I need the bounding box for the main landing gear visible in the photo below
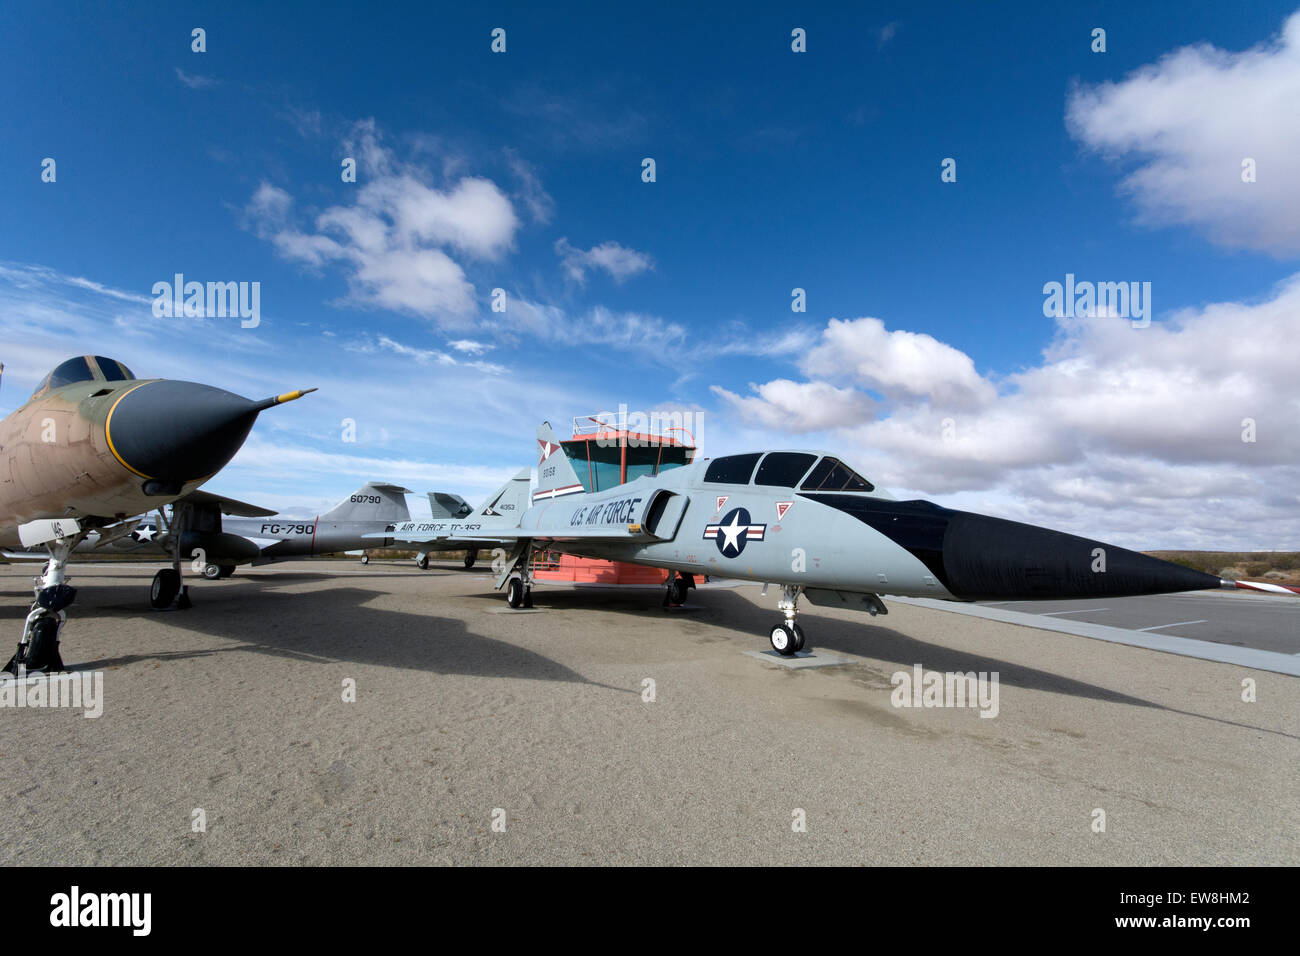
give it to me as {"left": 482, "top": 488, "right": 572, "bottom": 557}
{"left": 768, "top": 585, "right": 807, "bottom": 656}
{"left": 464, "top": 548, "right": 478, "bottom": 569}
{"left": 4, "top": 531, "right": 85, "bottom": 675}
{"left": 662, "top": 571, "right": 694, "bottom": 608}
{"left": 497, "top": 541, "right": 535, "bottom": 609}
{"left": 415, "top": 552, "right": 429, "bottom": 570}
{"left": 150, "top": 507, "right": 192, "bottom": 610}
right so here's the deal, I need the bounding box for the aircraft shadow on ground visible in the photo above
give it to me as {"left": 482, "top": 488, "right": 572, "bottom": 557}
{"left": 8, "top": 580, "right": 623, "bottom": 691}
{"left": 478, "top": 585, "right": 1298, "bottom": 741}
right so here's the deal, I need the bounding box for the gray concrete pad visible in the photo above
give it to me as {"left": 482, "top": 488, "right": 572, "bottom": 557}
{"left": 0, "top": 561, "right": 1295, "bottom": 866}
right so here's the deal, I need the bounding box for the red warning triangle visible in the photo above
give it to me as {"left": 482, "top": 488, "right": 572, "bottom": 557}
{"left": 537, "top": 439, "right": 560, "bottom": 462}
{"left": 715, "top": 495, "right": 729, "bottom": 512}
{"left": 775, "top": 501, "right": 793, "bottom": 521}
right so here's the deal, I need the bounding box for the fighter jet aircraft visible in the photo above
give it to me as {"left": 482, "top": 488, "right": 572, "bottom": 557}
{"left": 3, "top": 481, "right": 419, "bottom": 577}
{"left": 0, "top": 355, "right": 312, "bottom": 672}
{"left": 364, "top": 469, "right": 532, "bottom": 566}
{"left": 391, "top": 422, "right": 1297, "bottom": 656}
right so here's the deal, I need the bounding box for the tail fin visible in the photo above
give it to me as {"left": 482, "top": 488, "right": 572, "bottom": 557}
{"left": 427, "top": 492, "right": 474, "bottom": 519}
{"left": 473, "top": 468, "right": 532, "bottom": 527}
{"left": 321, "top": 482, "right": 412, "bottom": 522}
{"left": 534, "top": 421, "right": 586, "bottom": 503}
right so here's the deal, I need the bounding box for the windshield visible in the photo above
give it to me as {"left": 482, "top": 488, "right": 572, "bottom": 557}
{"left": 800, "top": 456, "right": 875, "bottom": 492}
{"left": 32, "top": 355, "right": 135, "bottom": 398}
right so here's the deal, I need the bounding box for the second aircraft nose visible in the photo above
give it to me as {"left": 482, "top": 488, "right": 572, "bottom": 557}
{"left": 105, "top": 380, "right": 264, "bottom": 485}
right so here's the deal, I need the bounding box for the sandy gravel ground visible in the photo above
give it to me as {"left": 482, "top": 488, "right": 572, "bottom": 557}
{"left": 0, "top": 560, "right": 1295, "bottom": 866}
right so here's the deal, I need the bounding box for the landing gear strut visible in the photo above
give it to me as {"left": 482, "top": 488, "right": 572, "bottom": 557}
{"left": 4, "top": 531, "right": 85, "bottom": 675}
{"left": 768, "top": 585, "right": 807, "bottom": 656}
{"left": 150, "top": 504, "right": 191, "bottom": 610}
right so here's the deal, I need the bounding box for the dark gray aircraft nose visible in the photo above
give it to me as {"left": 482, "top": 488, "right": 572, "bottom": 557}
{"left": 803, "top": 494, "right": 1223, "bottom": 600}
{"left": 936, "top": 510, "right": 1222, "bottom": 600}
{"left": 106, "top": 380, "right": 266, "bottom": 484}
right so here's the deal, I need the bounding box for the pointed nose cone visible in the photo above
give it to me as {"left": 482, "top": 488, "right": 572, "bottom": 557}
{"left": 106, "top": 380, "right": 263, "bottom": 484}
{"left": 938, "top": 511, "right": 1222, "bottom": 601}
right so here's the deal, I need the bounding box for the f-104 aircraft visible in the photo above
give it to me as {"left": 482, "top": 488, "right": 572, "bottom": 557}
{"left": 390, "top": 422, "right": 1297, "bottom": 656}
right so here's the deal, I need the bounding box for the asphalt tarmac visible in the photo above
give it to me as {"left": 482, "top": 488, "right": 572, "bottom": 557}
{"left": 0, "top": 560, "right": 1295, "bottom": 865}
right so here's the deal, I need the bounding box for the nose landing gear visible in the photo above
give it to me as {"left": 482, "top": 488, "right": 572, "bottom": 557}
{"left": 4, "top": 529, "right": 85, "bottom": 675}
{"left": 768, "top": 585, "right": 807, "bottom": 656}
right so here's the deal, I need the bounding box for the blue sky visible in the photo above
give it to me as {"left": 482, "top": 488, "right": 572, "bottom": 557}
{"left": 2, "top": 1, "right": 1299, "bottom": 548}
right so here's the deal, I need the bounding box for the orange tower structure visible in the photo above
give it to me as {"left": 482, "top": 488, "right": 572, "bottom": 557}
{"left": 530, "top": 413, "right": 697, "bottom": 585}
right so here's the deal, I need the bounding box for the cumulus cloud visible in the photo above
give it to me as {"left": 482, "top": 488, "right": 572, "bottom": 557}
{"left": 245, "top": 122, "right": 519, "bottom": 323}
{"left": 799, "top": 316, "right": 996, "bottom": 408}
{"left": 709, "top": 280, "right": 1300, "bottom": 547}
{"left": 712, "top": 380, "right": 876, "bottom": 433}
{"left": 1067, "top": 10, "right": 1300, "bottom": 255}
{"left": 555, "top": 238, "right": 654, "bottom": 284}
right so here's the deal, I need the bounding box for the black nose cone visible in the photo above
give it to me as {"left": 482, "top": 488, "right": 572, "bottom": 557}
{"left": 106, "top": 380, "right": 261, "bottom": 483}
{"left": 939, "top": 511, "right": 1223, "bottom": 601}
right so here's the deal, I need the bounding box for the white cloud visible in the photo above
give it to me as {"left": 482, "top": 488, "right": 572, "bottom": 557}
{"left": 448, "top": 339, "right": 491, "bottom": 355}
{"left": 1067, "top": 10, "right": 1300, "bottom": 255}
{"left": 705, "top": 279, "right": 1300, "bottom": 548}
{"left": 174, "top": 68, "right": 218, "bottom": 89}
{"left": 245, "top": 122, "right": 519, "bottom": 323}
{"left": 555, "top": 237, "right": 654, "bottom": 284}
{"left": 800, "top": 316, "right": 996, "bottom": 408}
{"left": 712, "top": 380, "right": 875, "bottom": 433}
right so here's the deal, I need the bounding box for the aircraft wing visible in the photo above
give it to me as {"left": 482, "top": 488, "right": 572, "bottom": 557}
{"left": 175, "top": 490, "right": 277, "bottom": 518}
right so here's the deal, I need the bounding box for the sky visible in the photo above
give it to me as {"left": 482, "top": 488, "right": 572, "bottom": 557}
{"left": 1, "top": 1, "right": 1298, "bottom": 548}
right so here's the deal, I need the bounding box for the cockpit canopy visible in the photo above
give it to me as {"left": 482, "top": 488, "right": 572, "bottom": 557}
{"left": 702, "top": 451, "right": 875, "bottom": 492}
{"left": 31, "top": 356, "right": 136, "bottom": 398}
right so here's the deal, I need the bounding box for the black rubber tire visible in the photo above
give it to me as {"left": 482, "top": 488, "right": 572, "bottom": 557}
{"left": 769, "top": 624, "right": 797, "bottom": 656}
{"left": 506, "top": 577, "right": 524, "bottom": 608}
{"left": 361, "top": 555, "right": 370, "bottom": 565}
{"left": 464, "top": 549, "right": 478, "bottom": 569}
{"left": 201, "top": 563, "right": 222, "bottom": 581}
{"left": 217, "top": 565, "right": 236, "bottom": 579}
{"left": 416, "top": 554, "right": 429, "bottom": 570}
{"left": 669, "top": 577, "right": 689, "bottom": 605}
{"left": 24, "top": 617, "right": 61, "bottom": 671}
{"left": 151, "top": 569, "right": 180, "bottom": 609}
{"left": 791, "top": 623, "right": 806, "bottom": 652}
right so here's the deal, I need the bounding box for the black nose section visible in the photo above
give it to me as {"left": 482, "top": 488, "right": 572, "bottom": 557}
{"left": 106, "top": 380, "right": 261, "bottom": 483}
{"left": 801, "top": 493, "right": 1224, "bottom": 601}
{"left": 938, "top": 511, "right": 1223, "bottom": 601}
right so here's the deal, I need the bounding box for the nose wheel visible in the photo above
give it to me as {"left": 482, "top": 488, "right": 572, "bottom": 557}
{"left": 769, "top": 585, "right": 807, "bottom": 656}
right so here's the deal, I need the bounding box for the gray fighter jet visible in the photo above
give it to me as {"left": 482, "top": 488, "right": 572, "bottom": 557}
{"left": 387, "top": 422, "right": 1295, "bottom": 656}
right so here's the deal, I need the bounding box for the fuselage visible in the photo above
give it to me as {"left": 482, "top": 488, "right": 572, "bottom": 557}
{"left": 509, "top": 450, "right": 1223, "bottom": 602}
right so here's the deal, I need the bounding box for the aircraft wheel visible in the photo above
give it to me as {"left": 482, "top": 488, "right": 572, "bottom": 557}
{"left": 506, "top": 577, "right": 524, "bottom": 609}
{"left": 416, "top": 554, "right": 429, "bottom": 570}
{"left": 669, "top": 576, "right": 689, "bottom": 605}
{"left": 24, "top": 617, "right": 62, "bottom": 671}
{"left": 464, "top": 549, "right": 478, "bottom": 569}
{"left": 791, "top": 623, "right": 806, "bottom": 652}
{"left": 218, "top": 565, "right": 236, "bottom": 579}
{"left": 361, "top": 554, "right": 370, "bottom": 565}
{"left": 201, "top": 563, "right": 223, "bottom": 581}
{"left": 769, "top": 624, "right": 798, "bottom": 656}
{"left": 151, "top": 569, "right": 180, "bottom": 609}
